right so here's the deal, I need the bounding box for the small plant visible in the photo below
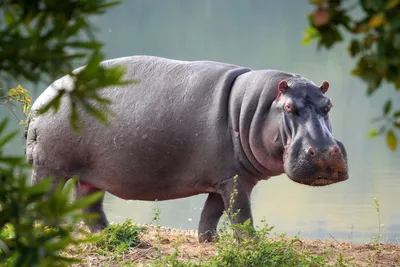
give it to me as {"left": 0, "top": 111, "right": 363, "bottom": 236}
{"left": 218, "top": 175, "right": 256, "bottom": 242}
{"left": 149, "top": 203, "right": 165, "bottom": 265}
{"left": 372, "top": 197, "right": 384, "bottom": 249}
{"left": 96, "top": 219, "right": 147, "bottom": 254}
{"left": 209, "top": 219, "right": 329, "bottom": 267}
{"left": 2, "top": 85, "right": 32, "bottom": 126}
{"left": 334, "top": 253, "right": 356, "bottom": 267}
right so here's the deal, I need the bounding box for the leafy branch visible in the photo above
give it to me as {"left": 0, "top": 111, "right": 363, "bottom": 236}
{"left": 0, "top": 1, "right": 133, "bottom": 266}
{"left": 303, "top": 0, "right": 400, "bottom": 151}
{"left": 36, "top": 52, "right": 137, "bottom": 133}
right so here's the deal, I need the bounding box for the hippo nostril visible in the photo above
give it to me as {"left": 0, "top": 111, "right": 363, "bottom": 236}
{"left": 306, "top": 147, "right": 316, "bottom": 156}
{"left": 329, "top": 145, "right": 340, "bottom": 154}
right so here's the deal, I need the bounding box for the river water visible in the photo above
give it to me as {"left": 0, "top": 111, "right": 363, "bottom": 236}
{"left": 2, "top": 1, "right": 400, "bottom": 244}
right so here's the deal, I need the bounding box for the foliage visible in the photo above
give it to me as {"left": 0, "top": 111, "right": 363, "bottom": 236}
{"left": 0, "top": 118, "right": 102, "bottom": 267}
{"left": 96, "top": 219, "right": 147, "bottom": 254}
{"left": 4, "top": 85, "right": 32, "bottom": 125}
{"left": 35, "top": 51, "right": 136, "bottom": 133}
{"left": 0, "top": 0, "right": 136, "bottom": 133}
{"left": 303, "top": 0, "right": 400, "bottom": 151}
{"left": 0, "top": 0, "right": 119, "bottom": 84}
{"left": 138, "top": 219, "right": 356, "bottom": 267}
{"left": 0, "top": 0, "right": 131, "bottom": 266}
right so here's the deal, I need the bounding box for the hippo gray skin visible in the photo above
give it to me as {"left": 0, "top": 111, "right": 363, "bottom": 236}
{"left": 25, "top": 55, "right": 348, "bottom": 243}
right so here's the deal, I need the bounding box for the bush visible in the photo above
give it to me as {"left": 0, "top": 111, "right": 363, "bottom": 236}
{"left": 0, "top": 118, "right": 103, "bottom": 267}
{"left": 0, "top": 1, "right": 130, "bottom": 266}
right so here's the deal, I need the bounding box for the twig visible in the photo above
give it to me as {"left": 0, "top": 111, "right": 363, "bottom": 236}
{"left": 1, "top": 103, "right": 22, "bottom": 123}
{"left": 329, "top": 234, "right": 342, "bottom": 247}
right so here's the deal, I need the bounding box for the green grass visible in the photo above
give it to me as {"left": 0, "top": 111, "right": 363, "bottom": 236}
{"left": 68, "top": 196, "right": 393, "bottom": 266}
{"left": 78, "top": 177, "right": 360, "bottom": 266}
{"left": 148, "top": 219, "right": 355, "bottom": 267}
{"left": 95, "top": 219, "right": 147, "bottom": 254}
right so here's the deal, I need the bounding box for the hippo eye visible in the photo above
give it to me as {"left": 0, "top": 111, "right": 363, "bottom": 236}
{"left": 284, "top": 103, "right": 292, "bottom": 113}
{"left": 284, "top": 103, "right": 298, "bottom": 115}
{"left": 324, "top": 103, "right": 333, "bottom": 114}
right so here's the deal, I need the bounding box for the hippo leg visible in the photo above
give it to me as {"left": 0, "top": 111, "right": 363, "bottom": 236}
{"left": 198, "top": 193, "right": 225, "bottom": 243}
{"left": 219, "top": 178, "right": 254, "bottom": 238}
{"left": 74, "top": 181, "right": 109, "bottom": 233}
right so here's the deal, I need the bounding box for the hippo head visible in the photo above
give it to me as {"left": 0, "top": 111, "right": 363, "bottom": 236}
{"left": 271, "top": 78, "right": 348, "bottom": 186}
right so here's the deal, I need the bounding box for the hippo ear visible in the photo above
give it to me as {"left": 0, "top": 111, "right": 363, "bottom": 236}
{"left": 320, "top": 81, "right": 329, "bottom": 94}
{"left": 278, "top": 80, "right": 288, "bottom": 94}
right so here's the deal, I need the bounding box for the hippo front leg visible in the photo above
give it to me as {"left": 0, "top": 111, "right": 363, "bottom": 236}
{"left": 198, "top": 193, "right": 225, "bottom": 243}
{"left": 219, "top": 177, "right": 255, "bottom": 238}
{"left": 198, "top": 177, "right": 255, "bottom": 243}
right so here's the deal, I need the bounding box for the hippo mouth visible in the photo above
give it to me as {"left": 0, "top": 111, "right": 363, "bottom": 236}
{"left": 289, "top": 171, "right": 348, "bottom": 187}
{"left": 311, "top": 177, "right": 341, "bottom": 186}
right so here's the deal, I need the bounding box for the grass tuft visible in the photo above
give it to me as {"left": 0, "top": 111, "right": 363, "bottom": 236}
{"left": 95, "top": 219, "right": 147, "bottom": 254}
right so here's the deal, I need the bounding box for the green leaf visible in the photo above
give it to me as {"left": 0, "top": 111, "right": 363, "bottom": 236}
{"left": 318, "top": 25, "right": 343, "bottom": 49}
{"left": 394, "top": 110, "right": 400, "bottom": 118}
{"left": 0, "top": 118, "right": 9, "bottom": 135}
{"left": 0, "top": 156, "right": 24, "bottom": 164}
{"left": 302, "top": 27, "right": 320, "bottom": 46}
{"left": 43, "top": 237, "right": 73, "bottom": 251}
{"left": 393, "top": 33, "right": 400, "bottom": 49}
{"left": 369, "top": 13, "right": 386, "bottom": 28}
{"left": 65, "top": 191, "right": 103, "bottom": 213}
{"left": 80, "top": 52, "right": 103, "bottom": 80}
{"left": 349, "top": 39, "right": 361, "bottom": 57}
{"left": 5, "top": 10, "right": 16, "bottom": 26}
{"left": 387, "top": 0, "right": 400, "bottom": 8}
{"left": 25, "top": 178, "right": 52, "bottom": 195}
{"left": 66, "top": 41, "right": 102, "bottom": 50}
{"left": 69, "top": 102, "right": 81, "bottom": 134}
{"left": 0, "top": 130, "right": 18, "bottom": 148}
{"left": 310, "top": 0, "right": 326, "bottom": 5}
{"left": 38, "top": 90, "right": 66, "bottom": 115}
{"left": 386, "top": 130, "right": 397, "bottom": 151}
{"left": 383, "top": 100, "right": 392, "bottom": 115}
{"left": 82, "top": 102, "right": 109, "bottom": 125}
{"left": 362, "top": 0, "right": 386, "bottom": 12}
{"left": 367, "top": 128, "right": 378, "bottom": 138}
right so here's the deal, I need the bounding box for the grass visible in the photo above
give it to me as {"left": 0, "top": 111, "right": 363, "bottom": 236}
{"left": 62, "top": 197, "right": 400, "bottom": 267}
{"left": 96, "top": 219, "right": 147, "bottom": 254}
{"left": 66, "top": 215, "right": 400, "bottom": 267}
{"left": 3, "top": 188, "right": 395, "bottom": 266}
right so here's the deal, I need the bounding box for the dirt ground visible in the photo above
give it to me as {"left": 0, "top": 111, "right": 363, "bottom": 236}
{"left": 73, "top": 225, "right": 400, "bottom": 267}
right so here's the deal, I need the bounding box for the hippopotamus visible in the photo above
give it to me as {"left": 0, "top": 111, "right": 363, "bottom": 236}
{"left": 25, "top": 55, "right": 349, "bottom": 242}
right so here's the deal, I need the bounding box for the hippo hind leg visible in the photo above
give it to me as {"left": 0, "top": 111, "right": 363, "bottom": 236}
{"left": 74, "top": 181, "right": 109, "bottom": 233}
{"left": 198, "top": 193, "right": 225, "bottom": 243}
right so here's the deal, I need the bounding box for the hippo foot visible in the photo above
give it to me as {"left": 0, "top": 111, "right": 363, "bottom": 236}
{"left": 87, "top": 222, "right": 108, "bottom": 233}
{"left": 198, "top": 231, "right": 219, "bottom": 243}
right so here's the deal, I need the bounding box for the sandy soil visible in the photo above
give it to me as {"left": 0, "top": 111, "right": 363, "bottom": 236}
{"left": 72, "top": 225, "right": 400, "bottom": 267}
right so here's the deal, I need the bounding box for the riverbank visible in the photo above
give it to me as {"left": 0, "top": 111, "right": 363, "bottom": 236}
{"left": 69, "top": 221, "right": 400, "bottom": 267}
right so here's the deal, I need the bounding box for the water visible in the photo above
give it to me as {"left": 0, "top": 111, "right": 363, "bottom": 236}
{"left": 2, "top": 0, "right": 400, "bottom": 244}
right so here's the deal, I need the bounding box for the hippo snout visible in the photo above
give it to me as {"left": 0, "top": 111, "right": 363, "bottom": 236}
{"left": 305, "top": 144, "right": 345, "bottom": 170}
{"left": 284, "top": 140, "right": 349, "bottom": 187}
